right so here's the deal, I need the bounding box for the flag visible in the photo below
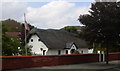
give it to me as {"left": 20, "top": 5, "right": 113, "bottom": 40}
{"left": 25, "top": 20, "right": 30, "bottom": 30}
{"left": 24, "top": 13, "right": 30, "bottom": 30}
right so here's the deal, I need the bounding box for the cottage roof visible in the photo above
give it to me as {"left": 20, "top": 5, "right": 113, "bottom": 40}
{"left": 66, "top": 42, "right": 77, "bottom": 49}
{"left": 27, "top": 28, "right": 88, "bottom": 49}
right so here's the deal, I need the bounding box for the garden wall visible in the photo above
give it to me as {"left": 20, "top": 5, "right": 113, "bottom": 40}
{"left": 108, "top": 52, "right": 120, "bottom": 61}
{"left": 1, "top": 52, "right": 120, "bottom": 70}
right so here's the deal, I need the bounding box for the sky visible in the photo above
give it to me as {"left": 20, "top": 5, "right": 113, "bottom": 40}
{"left": 1, "top": 0, "right": 120, "bottom": 29}
{"left": 1, "top": 1, "right": 93, "bottom": 29}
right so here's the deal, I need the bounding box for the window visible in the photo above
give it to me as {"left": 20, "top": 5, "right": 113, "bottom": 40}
{"left": 58, "top": 50, "right": 61, "bottom": 55}
{"left": 31, "top": 39, "right": 33, "bottom": 42}
{"left": 38, "top": 39, "right": 41, "bottom": 41}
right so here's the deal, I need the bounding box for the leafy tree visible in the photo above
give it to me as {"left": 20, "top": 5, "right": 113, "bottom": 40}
{"left": 2, "top": 19, "right": 21, "bottom": 32}
{"left": 0, "top": 22, "right": 2, "bottom": 56}
{"left": 2, "top": 34, "right": 21, "bottom": 56}
{"left": 1, "top": 19, "right": 34, "bottom": 56}
{"left": 2, "top": 34, "right": 32, "bottom": 56}
{"left": 20, "top": 46, "right": 32, "bottom": 56}
{"left": 63, "top": 26, "right": 78, "bottom": 33}
{"left": 78, "top": 2, "right": 120, "bottom": 64}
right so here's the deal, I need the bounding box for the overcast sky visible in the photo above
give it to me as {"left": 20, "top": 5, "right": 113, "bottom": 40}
{"left": 2, "top": 1, "right": 92, "bottom": 29}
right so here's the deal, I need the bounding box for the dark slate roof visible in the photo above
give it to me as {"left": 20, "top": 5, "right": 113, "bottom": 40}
{"left": 27, "top": 28, "right": 88, "bottom": 49}
{"left": 66, "top": 42, "right": 74, "bottom": 48}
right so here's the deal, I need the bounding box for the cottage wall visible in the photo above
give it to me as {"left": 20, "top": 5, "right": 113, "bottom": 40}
{"left": 46, "top": 50, "right": 66, "bottom": 55}
{"left": 27, "top": 35, "right": 48, "bottom": 55}
{"left": 46, "top": 50, "right": 59, "bottom": 55}
{"left": 78, "top": 48, "right": 90, "bottom": 54}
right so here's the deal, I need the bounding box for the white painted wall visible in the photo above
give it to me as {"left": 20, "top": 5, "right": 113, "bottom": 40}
{"left": 46, "top": 44, "right": 82, "bottom": 55}
{"left": 70, "top": 44, "right": 94, "bottom": 54}
{"left": 46, "top": 50, "right": 59, "bottom": 55}
{"left": 27, "top": 35, "right": 48, "bottom": 55}
{"left": 78, "top": 48, "right": 89, "bottom": 54}
{"left": 46, "top": 44, "right": 92, "bottom": 55}
{"left": 88, "top": 49, "right": 94, "bottom": 53}
{"left": 46, "top": 50, "right": 67, "bottom": 55}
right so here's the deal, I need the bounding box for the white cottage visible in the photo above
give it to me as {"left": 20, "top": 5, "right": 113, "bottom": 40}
{"left": 27, "top": 28, "right": 90, "bottom": 55}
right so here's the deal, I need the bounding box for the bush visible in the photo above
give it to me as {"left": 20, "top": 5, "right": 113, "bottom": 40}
{"left": 72, "top": 51, "right": 80, "bottom": 54}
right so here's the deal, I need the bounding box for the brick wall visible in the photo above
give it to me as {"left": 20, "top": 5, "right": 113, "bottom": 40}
{"left": 108, "top": 52, "right": 120, "bottom": 61}
{"left": 1, "top": 52, "right": 120, "bottom": 70}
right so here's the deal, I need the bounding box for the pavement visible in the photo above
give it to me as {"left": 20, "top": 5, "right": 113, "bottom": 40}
{"left": 8, "top": 60, "right": 120, "bottom": 71}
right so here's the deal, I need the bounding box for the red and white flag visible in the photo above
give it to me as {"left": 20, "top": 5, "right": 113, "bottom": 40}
{"left": 25, "top": 20, "right": 30, "bottom": 30}
{"left": 24, "top": 13, "right": 30, "bottom": 30}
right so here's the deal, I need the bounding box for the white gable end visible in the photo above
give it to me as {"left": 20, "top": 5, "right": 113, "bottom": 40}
{"left": 67, "top": 44, "right": 77, "bottom": 54}
{"left": 27, "top": 34, "right": 48, "bottom": 55}
{"left": 70, "top": 44, "right": 77, "bottom": 50}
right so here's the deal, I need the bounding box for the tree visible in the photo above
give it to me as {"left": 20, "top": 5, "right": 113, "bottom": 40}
{"left": 2, "top": 19, "right": 21, "bottom": 32}
{"left": 2, "top": 34, "right": 32, "bottom": 56}
{"left": 63, "top": 26, "right": 78, "bottom": 33}
{"left": 78, "top": 2, "right": 120, "bottom": 64}
{"left": 0, "top": 22, "right": 2, "bottom": 56}
{"left": 2, "top": 34, "right": 21, "bottom": 56}
{"left": 1, "top": 19, "right": 34, "bottom": 56}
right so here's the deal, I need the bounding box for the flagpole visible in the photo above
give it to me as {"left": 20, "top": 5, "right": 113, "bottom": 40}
{"left": 24, "top": 13, "right": 27, "bottom": 56}
{"left": 25, "top": 26, "right": 27, "bottom": 56}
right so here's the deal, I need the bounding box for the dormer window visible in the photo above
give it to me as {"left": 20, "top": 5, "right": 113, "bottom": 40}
{"left": 31, "top": 39, "right": 33, "bottom": 42}
{"left": 38, "top": 39, "right": 41, "bottom": 41}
